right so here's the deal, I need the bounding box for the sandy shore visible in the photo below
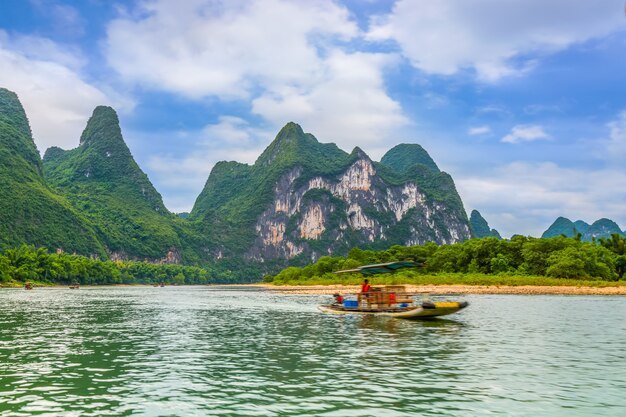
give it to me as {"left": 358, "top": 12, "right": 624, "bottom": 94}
{"left": 252, "top": 283, "right": 626, "bottom": 295}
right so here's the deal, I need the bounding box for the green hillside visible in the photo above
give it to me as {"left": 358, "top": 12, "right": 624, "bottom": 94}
{"left": 43, "top": 106, "right": 182, "bottom": 260}
{"left": 380, "top": 143, "right": 440, "bottom": 173}
{"left": 469, "top": 209, "right": 502, "bottom": 239}
{"left": 0, "top": 88, "right": 105, "bottom": 255}
{"left": 542, "top": 217, "right": 579, "bottom": 238}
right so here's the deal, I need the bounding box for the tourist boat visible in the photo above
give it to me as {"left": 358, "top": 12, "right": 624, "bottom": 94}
{"left": 318, "top": 261, "right": 469, "bottom": 320}
{"left": 69, "top": 283, "right": 79, "bottom": 289}
{"left": 318, "top": 299, "right": 469, "bottom": 319}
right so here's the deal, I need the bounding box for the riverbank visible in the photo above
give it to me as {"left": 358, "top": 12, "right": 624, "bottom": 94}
{"left": 255, "top": 283, "right": 626, "bottom": 295}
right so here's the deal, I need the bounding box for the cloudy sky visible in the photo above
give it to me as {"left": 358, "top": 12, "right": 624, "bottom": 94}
{"left": 1, "top": 0, "right": 626, "bottom": 237}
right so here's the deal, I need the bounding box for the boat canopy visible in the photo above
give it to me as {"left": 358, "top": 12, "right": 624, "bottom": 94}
{"left": 335, "top": 261, "right": 421, "bottom": 276}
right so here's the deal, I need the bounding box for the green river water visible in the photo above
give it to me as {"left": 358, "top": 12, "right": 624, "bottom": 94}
{"left": 0, "top": 287, "right": 624, "bottom": 416}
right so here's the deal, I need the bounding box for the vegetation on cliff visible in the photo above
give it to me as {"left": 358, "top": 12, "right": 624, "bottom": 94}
{"left": 380, "top": 143, "right": 439, "bottom": 173}
{"left": 192, "top": 122, "right": 470, "bottom": 268}
{"left": 0, "top": 88, "right": 105, "bottom": 255}
{"left": 42, "top": 106, "right": 185, "bottom": 260}
{"left": 469, "top": 209, "right": 501, "bottom": 239}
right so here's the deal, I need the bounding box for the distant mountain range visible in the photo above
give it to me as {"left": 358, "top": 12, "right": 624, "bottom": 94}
{"left": 1, "top": 87, "right": 479, "bottom": 276}
{"left": 7, "top": 86, "right": 625, "bottom": 277}
{"left": 541, "top": 217, "right": 624, "bottom": 241}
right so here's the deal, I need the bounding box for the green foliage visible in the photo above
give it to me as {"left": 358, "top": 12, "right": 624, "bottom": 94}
{"left": 269, "top": 236, "right": 623, "bottom": 284}
{"left": 0, "top": 89, "right": 106, "bottom": 255}
{"left": 599, "top": 234, "right": 626, "bottom": 279}
{"left": 380, "top": 143, "right": 440, "bottom": 173}
{"left": 469, "top": 209, "right": 501, "bottom": 239}
{"left": 42, "top": 106, "right": 185, "bottom": 260}
{"left": 0, "top": 245, "right": 244, "bottom": 285}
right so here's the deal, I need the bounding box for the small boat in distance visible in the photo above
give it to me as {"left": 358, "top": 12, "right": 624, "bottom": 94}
{"left": 24, "top": 282, "right": 33, "bottom": 290}
{"left": 69, "top": 283, "right": 79, "bottom": 289}
{"left": 319, "top": 261, "right": 469, "bottom": 320}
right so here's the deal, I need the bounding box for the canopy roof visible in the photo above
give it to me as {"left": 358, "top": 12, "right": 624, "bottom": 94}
{"left": 335, "top": 261, "right": 421, "bottom": 276}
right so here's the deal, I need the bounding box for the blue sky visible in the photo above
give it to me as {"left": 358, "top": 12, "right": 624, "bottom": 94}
{"left": 1, "top": 0, "right": 626, "bottom": 237}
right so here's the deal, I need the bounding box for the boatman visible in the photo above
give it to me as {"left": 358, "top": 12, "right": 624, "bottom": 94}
{"left": 359, "top": 279, "right": 372, "bottom": 307}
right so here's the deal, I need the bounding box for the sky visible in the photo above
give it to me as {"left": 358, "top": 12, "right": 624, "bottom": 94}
{"left": 1, "top": 0, "right": 626, "bottom": 237}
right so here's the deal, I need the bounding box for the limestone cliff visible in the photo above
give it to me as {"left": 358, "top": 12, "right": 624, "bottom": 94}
{"left": 192, "top": 122, "right": 471, "bottom": 267}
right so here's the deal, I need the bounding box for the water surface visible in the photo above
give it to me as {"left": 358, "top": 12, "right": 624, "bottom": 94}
{"left": 1, "top": 287, "right": 624, "bottom": 416}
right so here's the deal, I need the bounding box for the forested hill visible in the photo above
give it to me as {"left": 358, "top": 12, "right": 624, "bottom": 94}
{"left": 43, "top": 106, "right": 185, "bottom": 262}
{"left": 0, "top": 88, "right": 105, "bottom": 255}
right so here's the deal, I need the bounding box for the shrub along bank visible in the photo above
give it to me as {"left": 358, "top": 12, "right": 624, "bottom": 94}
{"left": 0, "top": 244, "right": 237, "bottom": 286}
{"left": 268, "top": 235, "right": 626, "bottom": 285}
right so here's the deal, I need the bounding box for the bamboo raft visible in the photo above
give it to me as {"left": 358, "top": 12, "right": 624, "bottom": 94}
{"left": 318, "top": 262, "right": 469, "bottom": 319}
{"left": 319, "top": 285, "right": 468, "bottom": 319}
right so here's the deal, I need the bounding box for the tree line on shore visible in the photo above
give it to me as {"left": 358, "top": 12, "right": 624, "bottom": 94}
{"left": 3, "top": 234, "right": 626, "bottom": 286}
{"left": 0, "top": 245, "right": 240, "bottom": 285}
{"left": 269, "top": 235, "right": 626, "bottom": 284}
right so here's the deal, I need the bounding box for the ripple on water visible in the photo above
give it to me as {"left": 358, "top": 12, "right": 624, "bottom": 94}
{"left": 1, "top": 289, "right": 625, "bottom": 416}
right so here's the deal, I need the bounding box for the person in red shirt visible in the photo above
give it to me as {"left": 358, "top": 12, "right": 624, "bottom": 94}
{"left": 361, "top": 279, "right": 371, "bottom": 294}
{"left": 333, "top": 293, "right": 344, "bottom": 305}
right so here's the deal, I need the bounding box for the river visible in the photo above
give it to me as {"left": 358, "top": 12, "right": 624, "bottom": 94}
{"left": 1, "top": 287, "right": 624, "bottom": 416}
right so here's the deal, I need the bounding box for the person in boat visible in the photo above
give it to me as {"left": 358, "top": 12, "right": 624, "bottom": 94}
{"left": 333, "top": 293, "right": 344, "bottom": 305}
{"left": 361, "top": 279, "right": 371, "bottom": 295}
{"left": 359, "top": 279, "right": 372, "bottom": 307}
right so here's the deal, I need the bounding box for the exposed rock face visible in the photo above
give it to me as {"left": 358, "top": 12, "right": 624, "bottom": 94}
{"left": 191, "top": 122, "right": 472, "bottom": 270}
{"left": 248, "top": 155, "right": 471, "bottom": 262}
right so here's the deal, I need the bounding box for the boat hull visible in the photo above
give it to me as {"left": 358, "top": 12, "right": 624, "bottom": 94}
{"left": 318, "top": 301, "right": 468, "bottom": 320}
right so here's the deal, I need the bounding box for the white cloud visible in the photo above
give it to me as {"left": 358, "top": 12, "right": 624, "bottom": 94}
{"left": 457, "top": 162, "right": 626, "bottom": 237}
{"left": 0, "top": 31, "right": 132, "bottom": 152}
{"left": 105, "top": 0, "right": 357, "bottom": 99}
{"left": 502, "top": 125, "right": 550, "bottom": 144}
{"left": 252, "top": 50, "right": 408, "bottom": 148}
{"left": 105, "top": 0, "right": 408, "bottom": 149}
{"left": 368, "top": 0, "right": 625, "bottom": 81}
{"left": 468, "top": 126, "right": 491, "bottom": 136}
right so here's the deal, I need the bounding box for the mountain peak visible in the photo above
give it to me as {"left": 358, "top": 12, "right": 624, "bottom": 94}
{"left": 350, "top": 146, "right": 370, "bottom": 160}
{"left": 469, "top": 209, "right": 501, "bottom": 239}
{"left": 380, "top": 143, "right": 439, "bottom": 174}
{"left": 0, "top": 88, "right": 32, "bottom": 138}
{"left": 276, "top": 121, "right": 305, "bottom": 139}
{"left": 255, "top": 122, "right": 341, "bottom": 168}
{"left": 542, "top": 217, "right": 577, "bottom": 238}
{"left": 79, "top": 105, "right": 122, "bottom": 146}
